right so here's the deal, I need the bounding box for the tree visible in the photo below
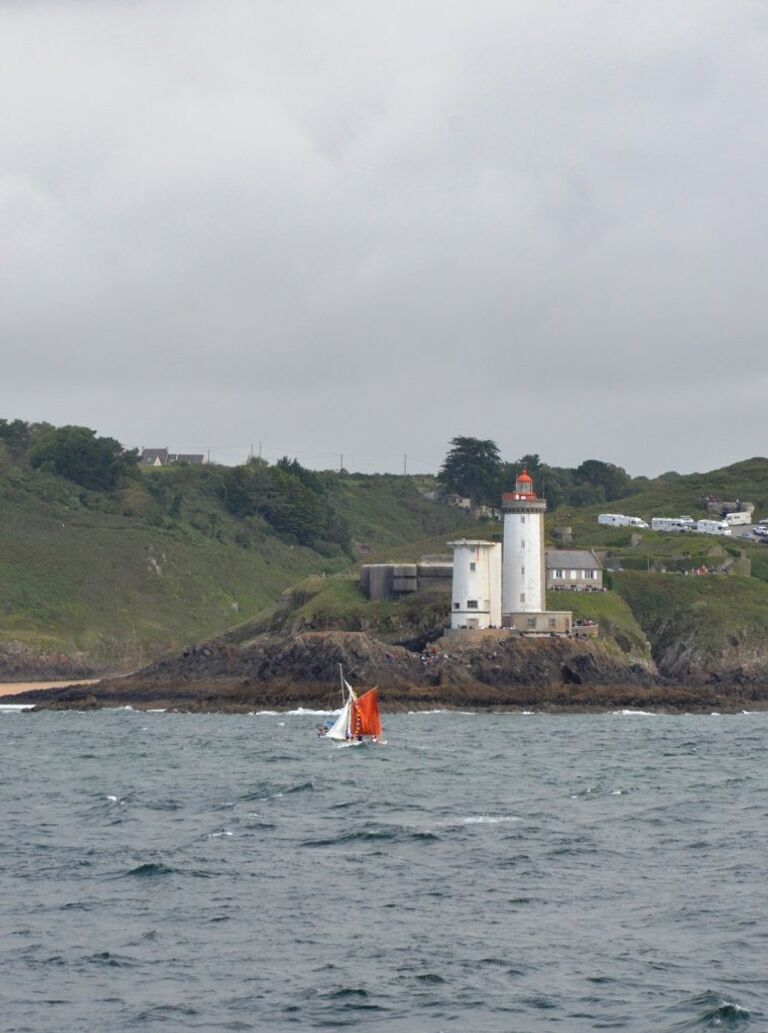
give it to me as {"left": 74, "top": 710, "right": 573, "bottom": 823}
{"left": 574, "top": 459, "right": 634, "bottom": 502}
{"left": 29, "top": 425, "right": 139, "bottom": 491}
{"left": 438, "top": 436, "right": 503, "bottom": 506}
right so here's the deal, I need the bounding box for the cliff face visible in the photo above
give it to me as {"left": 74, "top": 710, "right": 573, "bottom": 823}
{"left": 613, "top": 572, "right": 768, "bottom": 689}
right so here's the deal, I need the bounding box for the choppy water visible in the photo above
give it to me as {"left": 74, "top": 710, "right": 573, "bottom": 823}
{"left": 2, "top": 706, "right": 767, "bottom": 1032}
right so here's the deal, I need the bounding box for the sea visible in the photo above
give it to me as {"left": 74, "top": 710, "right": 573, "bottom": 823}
{"left": 1, "top": 705, "right": 766, "bottom": 1033}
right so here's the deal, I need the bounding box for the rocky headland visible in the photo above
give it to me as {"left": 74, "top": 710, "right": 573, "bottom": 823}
{"left": 8, "top": 627, "right": 767, "bottom": 714}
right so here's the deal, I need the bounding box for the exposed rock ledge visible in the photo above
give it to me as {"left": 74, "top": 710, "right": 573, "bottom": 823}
{"left": 6, "top": 629, "right": 762, "bottom": 713}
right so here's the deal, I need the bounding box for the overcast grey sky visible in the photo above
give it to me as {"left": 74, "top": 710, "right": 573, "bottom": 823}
{"left": 1, "top": 1, "right": 766, "bottom": 475}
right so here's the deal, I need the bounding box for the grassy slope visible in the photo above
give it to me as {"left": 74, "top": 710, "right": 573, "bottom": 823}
{"left": 613, "top": 571, "right": 768, "bottom": 675}
{"left": 0, "top": 467, "right": 469, "bottom": 668}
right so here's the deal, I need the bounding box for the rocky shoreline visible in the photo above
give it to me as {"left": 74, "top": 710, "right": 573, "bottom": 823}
{"left": 5, "top": 629, "right": 768, "bottom": 715}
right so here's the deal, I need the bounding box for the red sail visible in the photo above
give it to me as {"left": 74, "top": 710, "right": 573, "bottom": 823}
{"left": 351, "top": 689, "right": 382, "bottom": 738}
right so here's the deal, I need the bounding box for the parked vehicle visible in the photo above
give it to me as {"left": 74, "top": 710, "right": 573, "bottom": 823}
{"left": 598, "top": 513, "right": 649, "bottom": 529}
{"left": 693, "top": 520, "right": 732, "bottom": 537}
{"left": 651, "top": 517, "right": 696, "bottom": 533}
{"left": 723, "top": 511, "right": 751, "bottom": 526}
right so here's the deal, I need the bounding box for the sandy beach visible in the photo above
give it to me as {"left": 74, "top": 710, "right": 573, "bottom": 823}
{"left": 0, "top": 679, "right": 99, "bottom": 698}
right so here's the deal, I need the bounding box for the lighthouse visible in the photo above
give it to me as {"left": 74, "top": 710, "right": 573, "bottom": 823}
{"left": 501, "top": 470, "right": 547, "bottom": 624}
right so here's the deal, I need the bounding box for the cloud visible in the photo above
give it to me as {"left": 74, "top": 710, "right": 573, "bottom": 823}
{"left": 1, "top": 0, "right": 766, "bottom": 474}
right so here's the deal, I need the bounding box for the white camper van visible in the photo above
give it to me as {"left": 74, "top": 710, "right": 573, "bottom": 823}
{"left": 694, "top": 520, "right": 732, "bottom": 537}
{"left": 651, "top": 517, "right": 696, "bottom": 533}
{"left": 598, "top": 514, "right": 649, "bottom": 529}
{"left": 723, "top": 511, "right": 751, "bottom": 526}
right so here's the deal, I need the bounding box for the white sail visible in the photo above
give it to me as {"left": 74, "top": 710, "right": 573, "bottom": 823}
{"left": 325, "top": 700, "right": 351, "bottom": 741}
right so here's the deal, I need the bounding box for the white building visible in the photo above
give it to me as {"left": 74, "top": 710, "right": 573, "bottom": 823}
{"left": 448, "top": 540, "right": 502, "bottom": 629}
{"left": 501, "top": 471, "right": 547, "bottom": 620}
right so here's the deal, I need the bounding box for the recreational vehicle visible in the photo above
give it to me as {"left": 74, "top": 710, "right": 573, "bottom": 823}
{"left": 598, "top": 514, "right": 649, "bottom": 529}
{"left": 651, "top": 517, "right": 696, "bottom": 533}
{"left": 723, "top": 511, "right": 751, "bottom": 526}
{"left": 694, "top": 520, "right": 732, "bottom": 537}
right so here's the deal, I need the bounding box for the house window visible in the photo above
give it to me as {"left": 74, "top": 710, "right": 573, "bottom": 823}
{"left": 586, "top": 569, "right": 597, "bottom": 580}
{"left": 554, "top": 569, "right": 564, "bottom": 579}
{"left": 548, "top": 618, "right": 556, "bottom": 628}
{"left": 469, "top": 562, "right": 476, "bottom": 572}
{"left": 453, "top": 602, "right": 460, "bottom": 609}
{"left": 467, "top": 600, "right": 478, "bottom": 609}
{"left": 527, "top": 617, "right": 537, "bottom": 629}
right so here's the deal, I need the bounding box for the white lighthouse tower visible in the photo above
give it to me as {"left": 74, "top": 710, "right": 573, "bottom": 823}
{"left": 448, "top": 540, "right": 502, "bottom": 629}
{"left": 501, "top": 470, "right": 547, "bottom": 625}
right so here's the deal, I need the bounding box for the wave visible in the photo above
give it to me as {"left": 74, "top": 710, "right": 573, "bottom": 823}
{"left": 122, "top": 862, "right": 174, "bottom": 878}
{"left": 301, "top": 824, "right": 440, "bottom": 848}
{"left": 240, "top": 780, "right": 314, "bottom": 801}
{"left": 662, "top": 991, "right": 750, "bottom": 1030}
{"left": 611, "top": 709, "right": 658, "bottom": 716}
{"left": 286, "top": 707, "right": 341, "bottom": 716}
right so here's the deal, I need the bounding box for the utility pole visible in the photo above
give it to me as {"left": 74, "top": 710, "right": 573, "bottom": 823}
{"left": 258, "top": 442, "right": 262, "bottom": 460}
{"left": 249, "top": 443, "right": 254, "bottom": 461}
{"left": 206, "top": 449, "right": 210, "bottom": 465}
{"left": 403, "top": 452, "right": 407, "bottom": 476}
{"left": 340, "top": 453, "right": 344, "bottom": 473}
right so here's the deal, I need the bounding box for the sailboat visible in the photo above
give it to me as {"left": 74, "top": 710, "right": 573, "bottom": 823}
{"left": 323, "top": 666, "right": 383, "bottom": 747}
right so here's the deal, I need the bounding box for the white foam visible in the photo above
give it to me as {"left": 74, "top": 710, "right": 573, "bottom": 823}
{"left": 286, "top": 707, "right": 341, "bottom": 716}
{"left": 610, "top": 789, "right": 624, "bottom": 795}
{"left": 0, "top": 704, "right": 33, "bottom": 712}
{"left": 146, "top": 708, "right": 166, "bottom": 713}
{"left": 106, "top": 795, "right": 118, "bottom": 802}
{"left": 210, "top": 830, "right": 234, "bottom": 838}
{"left": 611, "top": 709, "right": 657, "bottom": 716}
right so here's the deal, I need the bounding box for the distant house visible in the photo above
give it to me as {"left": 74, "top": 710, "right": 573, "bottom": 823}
{"left": 140, "top": 448, "right": 205, "bottom": 467}
{"left": 140, "top": 448, "right": 169, "bottom": 467}
{"left": 546, "top": 549, "right": 603, "bottom": 591}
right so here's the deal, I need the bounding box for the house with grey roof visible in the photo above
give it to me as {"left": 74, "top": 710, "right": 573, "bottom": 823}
{"left": 546, "top": 549, "right": 603, "bottom": 591}
{"left": 140, "top": 448, "right": 205, "bottom": 467}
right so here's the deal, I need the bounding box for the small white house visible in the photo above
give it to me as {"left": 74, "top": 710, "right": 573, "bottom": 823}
{"left": 546, "top": 550, "right": 603, "bottom": 591}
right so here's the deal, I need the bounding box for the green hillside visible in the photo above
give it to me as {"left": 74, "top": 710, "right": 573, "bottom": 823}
{"left": 0, "top": 463, "right": 469, "bottom": 672}
{"left": 613, "top": 571, "right": 768, "bottom": 679}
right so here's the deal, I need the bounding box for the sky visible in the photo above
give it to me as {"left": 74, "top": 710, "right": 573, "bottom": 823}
{"left": 1, "top": 1, "right": 767, "bottom": 476}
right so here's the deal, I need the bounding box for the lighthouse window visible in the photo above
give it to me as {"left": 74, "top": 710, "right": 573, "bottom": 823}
{"left": 467, "top": 599, "right": 478, "bottom": 609}
{"left": 520, "top": 539, "right": 526, "bottom": 549}
{"left": 520, "top": 592, "right": 525, "bottom": 603}
{"left": 453, "top": 602, "right": 460, "bottom": 609}
{"left": 521, "top": 566, "right": 525, "bottom": 575}
{"left": 469, "top": 562, "right": 476, "bottom": 571}
{"left": 521, "top": 515, "right": 526, "bottom": 524}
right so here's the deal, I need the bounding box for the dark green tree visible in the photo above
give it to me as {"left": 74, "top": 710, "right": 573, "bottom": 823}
{"left": 574, "top": 459, "right": 634, "bottom": 502}
{"left": 438, "top": 436, "right": 503, "bottom": 506}
{"left": 29, "top": 426, "right": 139, "bottom": 491}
